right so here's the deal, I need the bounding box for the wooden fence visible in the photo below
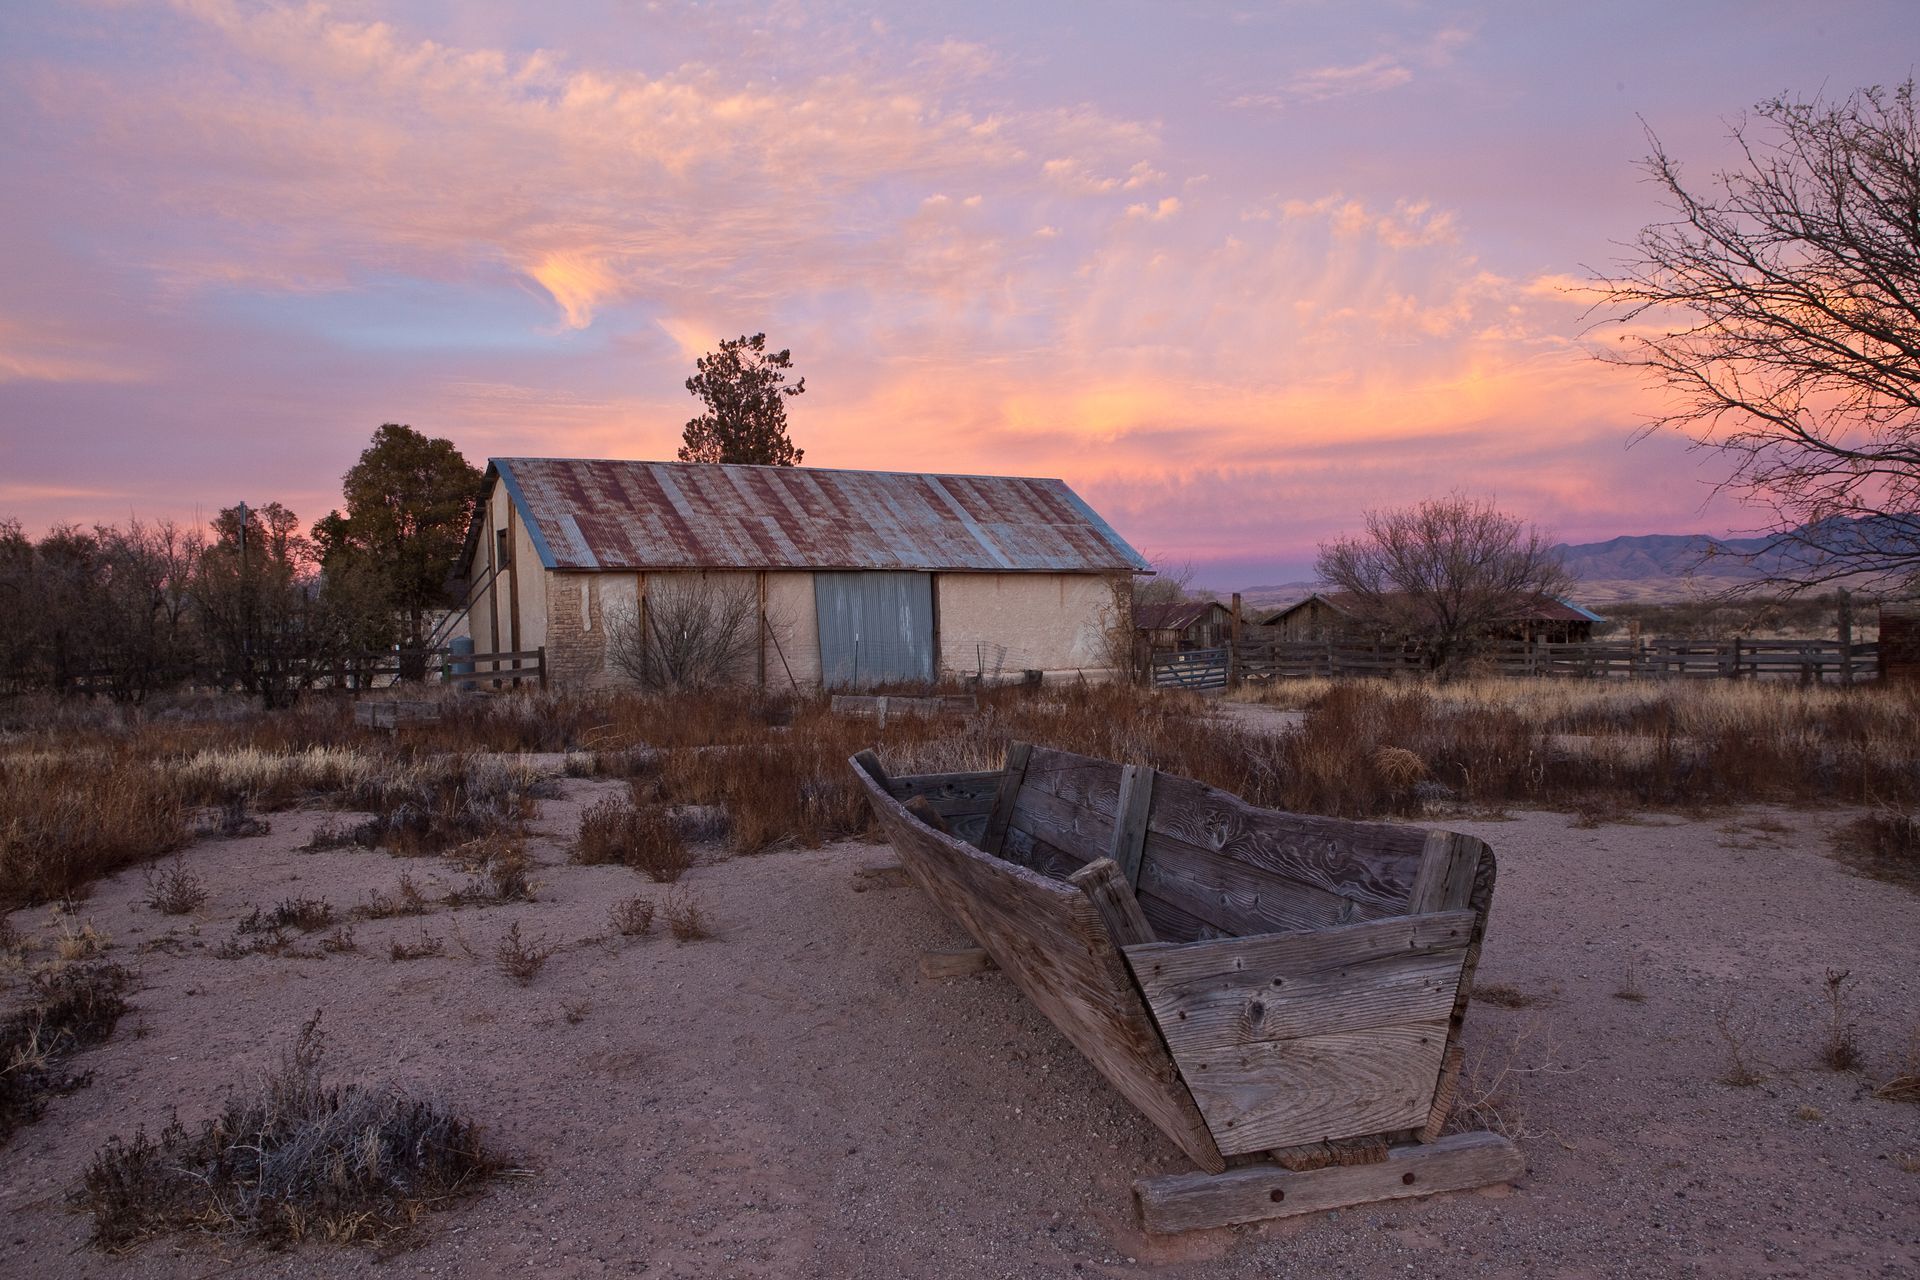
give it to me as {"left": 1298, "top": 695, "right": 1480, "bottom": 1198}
{"left": 1152, "top": 637, "right": 1881, "bottom": 690}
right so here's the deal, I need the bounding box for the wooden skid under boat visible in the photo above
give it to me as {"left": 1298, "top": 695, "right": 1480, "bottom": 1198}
{"left": 849, "top": 743, "right": 1522, "bottom": 1231}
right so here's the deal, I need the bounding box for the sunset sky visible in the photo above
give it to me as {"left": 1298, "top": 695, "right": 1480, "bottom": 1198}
{"left": 1, "top": 1, "right": 1912, "bottom": 585}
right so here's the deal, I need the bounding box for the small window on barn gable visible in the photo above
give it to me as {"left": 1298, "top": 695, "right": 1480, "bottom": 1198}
{"left": 495, "top": 528, "right": 511, "bottom": 570}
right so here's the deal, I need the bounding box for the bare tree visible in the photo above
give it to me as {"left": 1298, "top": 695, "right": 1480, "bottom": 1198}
{"left": 606, "top": 575, "right": 762, "bottom": 691}
{"left": 1315, "top": 495, "right": 1571, "bottom": 673}
{"left": 1592, "top": 81, "right": 1920, "bottom": 593}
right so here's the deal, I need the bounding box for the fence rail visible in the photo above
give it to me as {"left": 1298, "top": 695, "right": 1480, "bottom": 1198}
{"left": 35, "top": 646, "right": 546, "bottom": 698}
{"left": 1152, "top": 637, "right": 1880, "bottom": 690}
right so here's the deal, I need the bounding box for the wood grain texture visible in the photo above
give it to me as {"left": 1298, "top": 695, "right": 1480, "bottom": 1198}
{"left": 1069, "top": 858, "right": 1157, "bottom": 947}
{"left": 1141, "top": 768, "right": 1427, "bottom": 916}
{"left": 1134, "top": 1131, "right": 1524, "bottom": 1233}
{"left": 981, "top": 742, "right": 1032, "bottom": 857}
{"left": 1136, "top": 836, "right": 1365, "bottom": 939}
{"left": 1110, "top": 765, "right": 1156, "bottom": 886}
{"left": 1174, "top": 1020, "right": 1453, "bottom": 1155}
{"left": 919, "top": 948, "right": 997, "bottom": 979}
{"left": 1409, "top": 831, "right": 1482, "bottom": 915}
{"left": 850, "top": 752, "right": 1225, "bottom": 1173}
{"left": 1420, "top": 1044, "right": 1465, "bottom": 1143}
{"left": 904, "top": 795, "right": 951, "bottom": 834}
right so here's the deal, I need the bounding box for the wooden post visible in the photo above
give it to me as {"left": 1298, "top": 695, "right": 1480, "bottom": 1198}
{"left": 1108, "top": 765, "right": 1156, "bottom": 886}
{"left": 1837, "top": 589, "right": 1854, "bottom": 686}
{"left": 1069, "top": 857, "right": 1157, "bottom": 947}
{"left": 757, "top": 571, "right": 768, "bottom": 690}
{"left": 1227, "top": 593, "right": 1243, "bottom": 690}
{"left": 537, "top": 646, "right": 547, "bottom": 690}
{"left": 982, "top": 742, "right": 1032, "bottom": 857}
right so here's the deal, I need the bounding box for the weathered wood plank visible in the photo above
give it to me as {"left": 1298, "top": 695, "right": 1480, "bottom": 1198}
{"left": 904, "top": 795, "right": 950, "bottom": 834}
{"left": 1142, "top": 768, "right": 1427, "bottom": 915}
{"left": 1110, "top": 765, "right": 1156, "bottom": 886}
{"left": 1069, "top": 857, "right": 1157, "bottom": 947}
{"left": 1126, "top": 923, "right": 1472, "bottom": 1053}
{"left": 1134, "top": 1131, "right": 1523, "bottom": 1233}
{"left": 981, "top": 743, "right": 1032, "bottom": 857}
{"left": 1419, "top": 1043, "right": 1464, "bottom": 1143}
{"left": 1125, "top": 911, "right": 1474, "bottom": 989}
{"left": 919, "top": 947, "right": 997, "bottom": 979}
{"left": 1409, "top": 831, "right": 1482, "bottom": 915}
{"left": 1135, "top": 836, "right": 1367, "bottom": 939}
{"left": 850, "top": 752, "right": 1225, "bottom": 1173}
{"left": 1008, "top": 784, "right": 1112, "bottom": 867}
{"left": 1171, "top": 1021, "right": 1452, "bottom": 1155}
{"left": 886, "top": 771, "right": 1004, "bottom": 820}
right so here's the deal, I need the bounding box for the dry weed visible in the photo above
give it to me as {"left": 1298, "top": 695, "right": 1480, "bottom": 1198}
{"left": 388, "top": 931, "right": 444, "bottom": 962}
{"left": 1613, "top": 955, "right": 1647, "bottom": 1003}
{"left": 1820, "top": 968, "right": 1864, "bottom": 1072}
{"left": 493, "top": 922, "right": 554, "bottom": 985}
{"left": 140, "top": 860, "right": 208, "bottom": 916}
{"left": 75, "top": 1012, "right": 496, "bottom": 1248}
{"left": 608, "top": 896, "right": 656, "bottom": 938}
{"left": 1, "top": 961, "right": 133, "bottom": 1143}
{"left": 662, "top": 887, "right": 712, "bottom": 943}
{"left": 1714, "top": 1008, "right": 1766, "bottom": 1087}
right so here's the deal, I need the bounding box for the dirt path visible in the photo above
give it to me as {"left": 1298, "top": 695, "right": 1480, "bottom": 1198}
{"left": 3, "top": 783, "right": 1916, "bottom": 1279}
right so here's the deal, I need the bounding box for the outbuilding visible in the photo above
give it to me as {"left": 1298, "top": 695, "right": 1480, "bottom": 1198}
{"left": 1260, "top": 592, "right": 1605, "bottom": 644}
{"left": 455, "top": 457, "right": 1148, "bottom": 689}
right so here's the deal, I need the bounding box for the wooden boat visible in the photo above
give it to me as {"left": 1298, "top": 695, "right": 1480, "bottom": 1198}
{"left": 849, "top": 742, "right": 1522, "bottom": 1233}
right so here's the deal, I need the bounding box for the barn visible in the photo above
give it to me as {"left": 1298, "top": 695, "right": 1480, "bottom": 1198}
{"left": 455, "top": 458, "right": 1148, "bottom": 689}
{"left": 1134, "top": 600, "right": 1232, "bottom": 650}
{"left": 1260, "top": 592, "right": 1605, "bottom": 644}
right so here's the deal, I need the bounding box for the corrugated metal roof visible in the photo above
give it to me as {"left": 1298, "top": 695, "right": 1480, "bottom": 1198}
{"left": 1263, "top": 591, "right": 1603, "bottom": 624}
{"left": 1134, "top": 601, "right": 1229, "bottom": 631}
{"left": 488, "top": 458, "right": 1149, "bottom": 574}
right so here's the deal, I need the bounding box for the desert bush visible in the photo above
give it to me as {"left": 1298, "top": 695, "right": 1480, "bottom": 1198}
{"left": 1, "top": 960, "right": 133, "bottom": 1143}
{"left": 493, "top": 922, "right": 553, "bottom": 985}
{"left": 362, "top": 875, "right": 431, "bottom": 919}
{"left": 75, "top": 1013, "right": 496, "bottom": 1248}
{"left": 662, "top": 887, "right": 712, "bottom": 942}
{"left": 608, "top": 896, "right": 655, "bottom": 937}
{"left": 141, "top": 860, "right": 208, "bottom": 915}
{"left": 354, "top": 754, "right": 547, "bottom": 857}
{"left": 192, "top": 795, "right": 271, "bottom": 839}
{"left": 572, "top": 798, "right": 691, "bottom": 881}
{"left": 1820, "top": 969, "right": 1864, "bottom": 1072}
{"left": 388, "top": 931, "right": 444, "bottom": 961}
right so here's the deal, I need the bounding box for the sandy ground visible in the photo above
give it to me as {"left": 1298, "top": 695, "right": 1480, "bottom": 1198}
{"left": 3, "top": 777, "right": 1918, "bottom": 1280}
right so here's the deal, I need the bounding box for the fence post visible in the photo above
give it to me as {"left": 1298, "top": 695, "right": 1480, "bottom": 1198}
{"left": 538, "top": 646, "right": 548, "bottom": 690}
{"left": 1837, "top": 590, "right": 1854, "bottom": 686}
{"left": 1227, "top": 593, "right": 1242, "bottom": 690}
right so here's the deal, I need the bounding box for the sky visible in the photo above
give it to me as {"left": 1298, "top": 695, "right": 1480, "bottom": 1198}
{"left": 0, "top": 1, "right": 1913, "bottom": 586}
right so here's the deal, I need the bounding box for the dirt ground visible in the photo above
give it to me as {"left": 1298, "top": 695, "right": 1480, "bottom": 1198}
{"left": 3, "top": 775, "right": 1917, "bottom": 1280}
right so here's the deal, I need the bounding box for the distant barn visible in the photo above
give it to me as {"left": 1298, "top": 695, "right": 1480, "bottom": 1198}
{"left": 1134, "top": 600, "right": 1231, "bottom": 650}
{"left": 455, "top": 458, "right": 1148, "bottom": 688}
{"left": 1261, "top": 592, "right": 1605, "bottom": 644}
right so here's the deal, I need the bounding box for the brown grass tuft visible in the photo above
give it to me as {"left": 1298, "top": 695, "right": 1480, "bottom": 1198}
{"left": 662, "top": 887, "right": 712, "bottom": 943}
{"left": 1820, "top": 968, "right": 1864, "bottom": 1072}
{"left": 572, "top": 798, "right": 691, "bottom": 882}
{"left": 2, "top": 960, "right": 133, "bottom": 1144}
{"left": 608, "top": 896, "right": 656, "bottom": 938}
{"left": 75, "top": 1012, "right": 496, "bottom": 1248}
{"left": 141, "top": 860, "right": 208, "bottom": 916}
{"left": 493, "top": 922, "right": 554, "bottom": 985}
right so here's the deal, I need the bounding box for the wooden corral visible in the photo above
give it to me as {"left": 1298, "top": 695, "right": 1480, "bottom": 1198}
{"left": 829, "top": 693, "right": 978, "bottom": 725}
{"left": 353, "top": 700, "right": 444, "bottom": 731}
{"left": 850, "top": 743, "right": 1518, "bottom": 1231}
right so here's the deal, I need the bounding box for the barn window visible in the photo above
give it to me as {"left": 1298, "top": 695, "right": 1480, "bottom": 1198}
{"left": 495, "top": 529, "right": 511, "bottom": 569}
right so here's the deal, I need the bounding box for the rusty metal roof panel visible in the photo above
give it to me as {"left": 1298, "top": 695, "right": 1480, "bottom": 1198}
{"left": 490, "top": 458, "right": 1149, "bottom": 574}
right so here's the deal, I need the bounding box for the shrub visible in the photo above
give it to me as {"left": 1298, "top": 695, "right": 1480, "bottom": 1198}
{"left": 75, "top": 1013, "right": 496, "bottom": 1248}
{"left": 1, "top": 961, "right": 133, "bottom": 1143}
{"left": 493, "top": 922, "right": 553, "bottom": 985}
{"left": 1831, "top": 811, "right": 1920, "bottom": 888}
{"left": 142, "top": 860, "right": 208, "bottom": 915}
{"left": 388, "top": 931, "right": 444, "bottom": 962}
{"left": 662, "top": 887, "right": 712, "bottom": 942}
{"left": 608, "top": 896, "right": 655, "bottom": 937}
{"left": 572, "top": 799, "right": 691, "bottom": 882}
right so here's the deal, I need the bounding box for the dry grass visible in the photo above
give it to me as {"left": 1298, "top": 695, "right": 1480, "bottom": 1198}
{"left": 76, "top": 1012, "right": 496, "bottom": 1249}
{"left": 1873, "top": 1029, "right": 1920, "bottom": 1103}
{"left": 388, "top": 931, "right": 445, "bottom": 962}
{"left": 1714, "top": 1008, "right": 1766, "bottom": 1087}
{"left": 1474, "top": 983, "right": 1538, "bottom": 1009}
{"left": 1, "top": 960, "right": 133, "bottom": 1144}
{"left": 571, "top": 797, "right": 691, "bottom": 881}
{"left": 0, "top": 750, "right": 188, "bottom": 908}
{"left": 1830, "top": 810, "right": 1920, "bottom": 888}
{"left": 1613, "top": 955, "right": 1647, "bottom": 1003}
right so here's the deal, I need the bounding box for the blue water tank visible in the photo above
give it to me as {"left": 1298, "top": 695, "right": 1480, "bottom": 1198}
{"left": 450, "top": 635, "right": 476, "bottom": 691}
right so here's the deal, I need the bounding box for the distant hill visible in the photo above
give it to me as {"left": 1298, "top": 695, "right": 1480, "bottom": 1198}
{"left": 1229, "top": 517, "right": 1900, "bottom": 610}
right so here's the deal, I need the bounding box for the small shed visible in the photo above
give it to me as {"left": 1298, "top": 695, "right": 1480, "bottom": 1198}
{"left": 454, "top": 458, "right": 1149, "bottom": 689}
{"left": 1134, "top": 600, "right": 1231, "bottom": 650}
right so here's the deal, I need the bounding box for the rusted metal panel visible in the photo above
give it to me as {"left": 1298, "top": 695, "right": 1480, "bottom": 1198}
{"left": 489, "top": 459, "right": 1150, "bottom": 574}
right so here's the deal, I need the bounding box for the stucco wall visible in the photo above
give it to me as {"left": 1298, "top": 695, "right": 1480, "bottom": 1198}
{"left": 936, "top": 572, "right": 1120, "bottom": 680}
{"left": 539, "top": 569, "right": 818, "bottom": 690}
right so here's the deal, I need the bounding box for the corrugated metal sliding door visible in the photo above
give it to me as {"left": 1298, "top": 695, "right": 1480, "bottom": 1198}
{"left": 815, "top": 572, "right": 935, "bottom": 688}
